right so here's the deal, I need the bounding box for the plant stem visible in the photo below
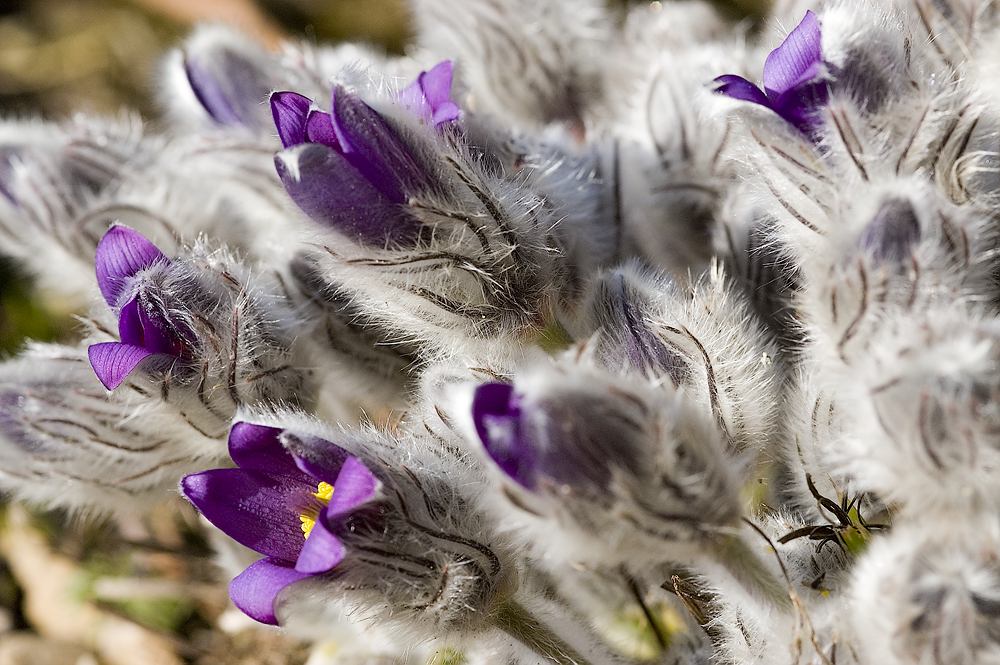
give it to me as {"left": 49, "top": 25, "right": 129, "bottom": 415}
{"left": 492, "top": 599, "right": 599, "bottom": 665}
{"left": 711, "top": 531, "right": 792, "bottom": 610}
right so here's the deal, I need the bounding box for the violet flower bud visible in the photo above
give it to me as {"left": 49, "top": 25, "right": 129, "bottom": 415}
{"left": 472, "top": 381, "right": 644, "bottom": 492}
{"left": 470, "top": 360, "right": 744, "bottom": 568}
{"left": 88, "top": 226, "right": 190, "bottom": 390}
{"left": 185, "top": 415, "right": 516, "bottom": 634}
{"left": 271, "top": 83, "right": 446, "bottom": 244}
{"left": 87, "top": 226, "right": 311, "bottom": 439}
{"left": 713, "top": 11, "right": 829, "bottom": 134}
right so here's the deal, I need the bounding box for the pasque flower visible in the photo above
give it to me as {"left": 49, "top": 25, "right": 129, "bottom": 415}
{"left": 181, "top": 422, "right": 379, "bottom": 625}
{"left": 713, "top": 11, "right": 829, "bottom": 133}
{"left": 270, "top": 62, "right": 456, "bottom": 244}
{"left": 88, "top": 226, "right": 190, "bottom": 390}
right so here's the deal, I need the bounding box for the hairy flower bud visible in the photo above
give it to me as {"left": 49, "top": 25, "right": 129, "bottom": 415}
{"left": 468, "top": 357, "right": 744, "bottom": 569}
{"left": 851, "top": 523, "right": 1000, "bottom": 665}
{"left": 86, "top": 226, "right": 312, "bottom": 436}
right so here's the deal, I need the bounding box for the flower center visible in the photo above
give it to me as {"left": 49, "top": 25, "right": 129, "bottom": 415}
{"left": 299, "top": 481, "right": 334, "bottom": 538}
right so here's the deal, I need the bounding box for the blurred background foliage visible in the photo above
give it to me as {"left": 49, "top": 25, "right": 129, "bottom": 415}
{"left": 0, "top": 1, "right": 765, "bottom": 663}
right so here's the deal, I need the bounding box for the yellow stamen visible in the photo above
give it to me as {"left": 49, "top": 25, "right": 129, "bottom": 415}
{"left": 299, "top": 481, "right": 335, "bottom": 538}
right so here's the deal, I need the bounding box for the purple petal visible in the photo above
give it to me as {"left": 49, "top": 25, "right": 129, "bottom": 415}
{"left": 137, "top": 300, "right": 185, "bottom": 356}
{"left": 432, "top": 101, "right": 462, "bottom": 127}
{"left": 275, "top": 143, "right": 421, "bottom": 245}
{"left": 180, "top": 469, "right": 312, "bottom": 562}
{"left": 399, "top": 60, "right": 461, "bottom": 127}
{"left": 283, "top": 433, "right": 350, "bottom": 486}
{"left": 117, "top": 294, "right": 186, "bottom": 357}
{"left": 771, "top": 77, "right": 830, "bottom": 133}
{"left": 229, "top": 422, "right": 303, "bottom": 476}
{"left": 713, "top": 75, "right": 770, "bottom": 107}
{"left": 472, "top": 383, "right": 537, "bottom": 489}
{"left": 763, "top": 11, "right": 823, "bottom": 98}
{"left": 229, "top": 558, "right": 309, "bottom": 625}
{"left": 88, "top": 342, "right": 155, "bottom": 390}
{"left": 330, "top": 86, "right": 432, "bottom": 202}
{"left": 185, "top": 56, "right": 240, "bottom": 126}
{"left": 117, "top": 297, "right": 145, "bottom": 348}
{"left": 294, "top": 520, "right": 346, "bottom": 574}
{"left": 305, "top": 109, "right": 340, "bottom": 150}
{"left": 95, "top": 226, "right": 168, "bottom": 306}
{"left": 323, "top": 456, "right": 379, "bottom": 522}
{"left": 271, "top": 91, "right": 313, "bottom": 148}
{"left": 420, "top": 61, "right": 457, "bottom": 110}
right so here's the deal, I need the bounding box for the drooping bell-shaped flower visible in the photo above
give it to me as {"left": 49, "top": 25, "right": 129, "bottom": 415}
{"left": 713, "top": 11, "right": 829, "bottom": 133}
{"left": 181, "top": 422, "right": 379, "bottom": 624}
{"left": 88, "top": 226, "right": 190, "bottom": 390}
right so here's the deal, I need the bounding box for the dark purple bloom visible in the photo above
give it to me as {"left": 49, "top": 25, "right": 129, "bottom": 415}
{"left": 472, "top": 383, "right": 536, "bottom": 488}
{"left": 88, "top": 226, "right": 189, "bottom": 390}
{"left": 472, "top": 381, "right": 643, "bottom": 492}
{"left": 713, "top": 11, "right": 829, "bottom": 134}
{"left": 270, "top": 76, "right": 452, "bottom": 244}
{"left": 181, "top": 423, "right": 379, "bottom": 625}
{"left": 398, "top": 60, "right": 461, "bottom": 127}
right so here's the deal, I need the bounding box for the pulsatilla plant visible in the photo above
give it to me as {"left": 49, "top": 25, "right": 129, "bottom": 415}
{"left": 2, "top": 1, "right": 1000, "bottom": 664}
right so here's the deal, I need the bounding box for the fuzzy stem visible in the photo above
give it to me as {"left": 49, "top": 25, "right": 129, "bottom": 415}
{"left": 708, "top": 532, "right": 792, "bottom": 610}
{"left": 537, "top": 318, "right": 574, "bottom": 353}
{"left": 492, "top": 599, "right": 601, "bottom": 665}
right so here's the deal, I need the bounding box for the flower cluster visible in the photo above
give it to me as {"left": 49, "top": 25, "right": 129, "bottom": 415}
{"left": 2, "top": 1, "right": 1000, "bottom": 664}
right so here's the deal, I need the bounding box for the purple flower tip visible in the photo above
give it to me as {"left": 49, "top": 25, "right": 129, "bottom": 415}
{"left": 229, "top": 558, "right": 309, "bottom": 625}
{"left": 399, "top": 60, "right": 461, "bottom": 127}
{"left": 472, "top": 382, "right": 538, "bottom": 489}
{"left": 88, "top": 342, "right": 155, "bottom": 390}
{"left": 714, "top": 11, "right": 828, "bottom": 134}
{"left": 95, "top": 225, "right": 168, "bottom": 306}
{"left": 181, "top": 423, "right": 379, "bottom": 625}
{"left": 271, "top": 86, "right": 433, "bottom": 245}
{"left": 270, "top": 91, "right": 313, "bottom": 148}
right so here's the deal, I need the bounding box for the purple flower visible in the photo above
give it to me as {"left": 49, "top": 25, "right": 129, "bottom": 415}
{"left": 713, "top": 11, "right": 829, "bottom": 134}
{"left": 269, "top": 66, "right": 458, "bottom": 245}
{"left": 88, "top": 226, "right": 189, "bottom": 390}
{"left": 472, "top": 381, "right": 643, "bottom": 492}
{"left": 472, "top": 383, "right": 536, "bottom": 488}
{"left": 181, "top": 423, "right": 379, "bottom": 625}
{"left": 398, "top": 60, "right": 461, "bottom": 127}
